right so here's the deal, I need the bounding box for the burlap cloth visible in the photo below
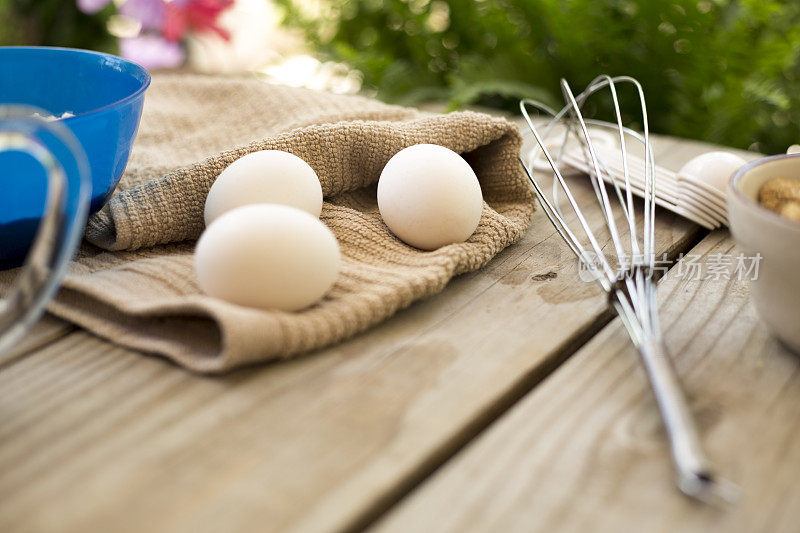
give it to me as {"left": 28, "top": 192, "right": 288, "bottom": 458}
{"left": 25, "top": 74, "right": 536, "bottom": 373}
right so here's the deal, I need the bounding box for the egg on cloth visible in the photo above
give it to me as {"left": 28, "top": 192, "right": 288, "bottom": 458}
{"left": 194, "top": 204, "right": 341, "bottom": 311}
{"left": 377, "top": 144, "right": 484, "bottom": 250}
{"left": 204, "top": 150, "right": 323, "bottom": 225}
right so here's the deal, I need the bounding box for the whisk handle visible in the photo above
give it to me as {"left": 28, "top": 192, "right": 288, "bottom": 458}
{"left": 637, "top": 336, "right": 734, "bottom": 503}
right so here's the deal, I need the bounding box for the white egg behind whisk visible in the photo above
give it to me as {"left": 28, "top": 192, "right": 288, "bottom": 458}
{"left": 675, "top": 151, "right": 745, "bottom": 228}
{"left": 527, "top": 128, "right": 746, "bottom": 229}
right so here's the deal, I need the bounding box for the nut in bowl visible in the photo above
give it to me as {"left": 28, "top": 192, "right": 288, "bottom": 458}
{"left": 728, "top": 153, "right": 800, "bottom": 353}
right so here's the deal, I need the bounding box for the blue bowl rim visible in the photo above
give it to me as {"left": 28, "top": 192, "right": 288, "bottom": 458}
{"left": 0, "top": 45, "right": 151, "bottom": 121}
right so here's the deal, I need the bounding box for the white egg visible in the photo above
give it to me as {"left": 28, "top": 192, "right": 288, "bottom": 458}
{"left": 195, "top": 204, "right": 340, "bottom": 311}
{"left": 204, "top": 150, "right": 323, "bottom": 225}
{"left": 377, "top": 144, "right": 483, "bottom": 250}
{"left": 678, "top": 151, "right": 747, "bottom": 193}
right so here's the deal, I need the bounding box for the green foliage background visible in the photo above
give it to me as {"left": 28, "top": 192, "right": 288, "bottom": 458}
{"left": 0, "top": 0, "right": 116, "bottom": 53}
{"left": 277, "top": 0, "right": 800, "bottom": 153}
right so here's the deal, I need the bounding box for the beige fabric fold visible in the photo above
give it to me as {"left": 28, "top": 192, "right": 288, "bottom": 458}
{"left": 15, "top": 74, "right": 536, "bottom": 373}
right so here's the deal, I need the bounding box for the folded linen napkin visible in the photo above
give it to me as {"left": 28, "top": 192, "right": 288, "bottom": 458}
{"left": 12, "top": 74, "right": 535, "bottom": 373}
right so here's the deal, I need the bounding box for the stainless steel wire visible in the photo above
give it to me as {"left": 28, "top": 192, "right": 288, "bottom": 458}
{"left": 518, "top": 76, "right": 739, "bottom": 505}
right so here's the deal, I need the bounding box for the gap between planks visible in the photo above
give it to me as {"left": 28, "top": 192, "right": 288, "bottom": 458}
{"left": 373, "top": 229, "right": 799, "bottom": 533}
{"left": 341, "top": 223, "right": 708, "bottom": 533}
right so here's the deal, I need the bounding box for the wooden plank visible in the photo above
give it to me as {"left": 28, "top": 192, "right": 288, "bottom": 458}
{"left": 373, "top": 229, "right": 800, "bottom": 533}
{"left": 0, "top": 135, "right": 724, "bottom": 533}
{"left": 0, "top": 316, "right": 73, "bottom": 369}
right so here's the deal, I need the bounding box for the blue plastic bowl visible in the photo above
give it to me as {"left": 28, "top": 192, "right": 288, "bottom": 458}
{"left": 0, "top": 46, "right": 150, "bottom": 265}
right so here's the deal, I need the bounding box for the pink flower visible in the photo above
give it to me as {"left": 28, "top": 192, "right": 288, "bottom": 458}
{"left": 77, "top": 0, "right": 112, "bottom": 14}
{"left": 120, "top": 35, "right": 185, "bottom": 70}
{"left": 119, "top": 0, "right": 166, "bottom": 32}
{"left": 163, "top": 0, "right": 234, "bottom": 42}
{"left": 76, "top": 0, "right": 235, "bottom": 68}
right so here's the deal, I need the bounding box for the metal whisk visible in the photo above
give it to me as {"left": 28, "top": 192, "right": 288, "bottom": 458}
{"left": 518, "top": 75, "right": 737, "bottom": 504}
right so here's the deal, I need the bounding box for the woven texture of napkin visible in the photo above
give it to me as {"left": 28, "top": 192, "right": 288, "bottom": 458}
{"left": 42, "top": 74, "right": 534, "bottom": 373}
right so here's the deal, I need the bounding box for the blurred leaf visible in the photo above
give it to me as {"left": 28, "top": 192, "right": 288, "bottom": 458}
{"left": 448, "top": 78, "right": 556, "bottom": 111}
{"left": 1, "top": 0, "right": 117, "bottom": 52}
{"left": 277, "top": 0, "right": 800, "bottom": 153}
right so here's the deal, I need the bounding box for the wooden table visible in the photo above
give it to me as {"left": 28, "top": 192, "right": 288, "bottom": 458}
{"left": 2, "top": 131, "right": 798, "bottom": 533}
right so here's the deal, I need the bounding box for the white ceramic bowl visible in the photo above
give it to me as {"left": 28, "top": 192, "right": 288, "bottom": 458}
{"left": 728, "top": 154, "right": 800, "bottom": 353}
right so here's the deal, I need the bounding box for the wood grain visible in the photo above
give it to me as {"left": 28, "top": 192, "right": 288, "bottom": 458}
{"left": 0, "top": 135, "right": 743, "bottom": 533}
{"left": 374, "top": 230, "right": 800, "bottom": 533}
{"left": 0, "top": 316, "right": 73, "bottom": 369}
